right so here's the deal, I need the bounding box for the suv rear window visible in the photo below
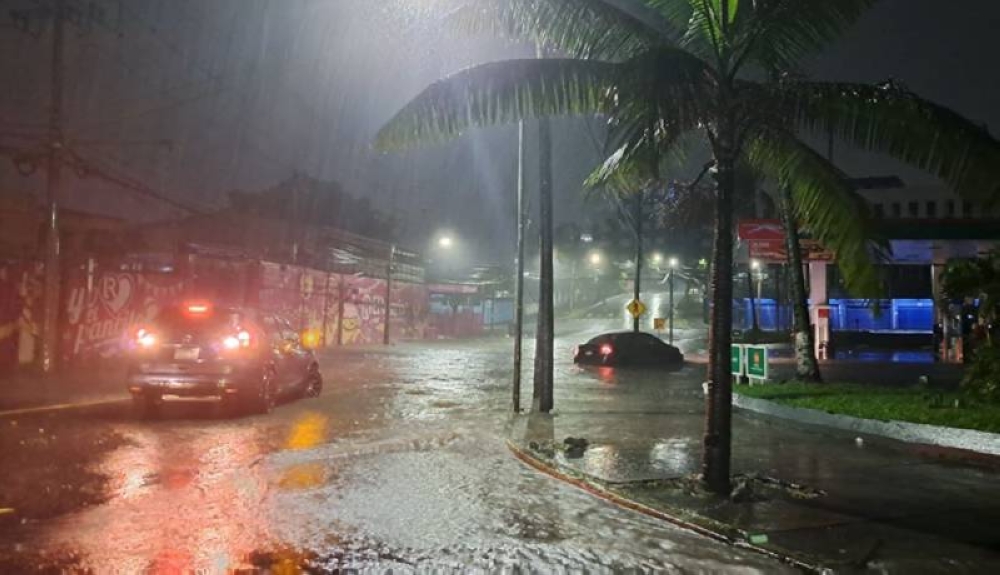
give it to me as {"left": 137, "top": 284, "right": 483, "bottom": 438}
{"left": 154, "top": 307, "right": 247, "bottom": 339}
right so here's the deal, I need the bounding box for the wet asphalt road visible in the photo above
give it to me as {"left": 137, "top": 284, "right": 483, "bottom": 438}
{"left": 0, "top": 321, "right": 789, "bottom": 574}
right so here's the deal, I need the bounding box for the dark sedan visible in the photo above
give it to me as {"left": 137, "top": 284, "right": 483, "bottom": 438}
{"left": 126, "top": 302, "right": 322, "bottom": 418}
{"left": 573, "top": 332, "right": 684, "bottom": 367}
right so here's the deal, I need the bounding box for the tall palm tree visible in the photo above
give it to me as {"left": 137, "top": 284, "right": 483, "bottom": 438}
{"left": 377, "top": 0, "right": 1000, "bottom": 494}
{"left": 776, "top": 184, "right": 823, "bottom": 381}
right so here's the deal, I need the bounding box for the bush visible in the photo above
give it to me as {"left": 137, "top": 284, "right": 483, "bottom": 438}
{"left": 962, "top": 343, "right": 1000, "bottom": 404}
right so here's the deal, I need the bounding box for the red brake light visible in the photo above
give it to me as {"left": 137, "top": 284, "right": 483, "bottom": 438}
{"left": 186, "top": 303, "right": 210, "bottom": 315}
{"left": 600, "top": 344, "right": 613, "bottom": 356}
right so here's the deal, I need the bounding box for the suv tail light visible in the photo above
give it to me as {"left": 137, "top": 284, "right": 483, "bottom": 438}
{"left": 136, "top": 328, "right": 157, "bottom": 348}
{"left": 600, "top": 344, "right": 613, "bottom": 356}
{"left": 222, "top": 330, "right": 252, "bottom": 351}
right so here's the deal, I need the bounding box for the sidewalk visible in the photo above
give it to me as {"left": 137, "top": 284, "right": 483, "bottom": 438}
{"left": 508, "top": 367, "right": 1000, "bottom": 573}
{"left": 0, "top": 364, "right": 129, "bottom": 413}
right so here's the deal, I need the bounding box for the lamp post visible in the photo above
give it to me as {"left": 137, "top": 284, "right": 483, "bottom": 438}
{"left": 668, "top": 257, "right": 678, "bottom": 344}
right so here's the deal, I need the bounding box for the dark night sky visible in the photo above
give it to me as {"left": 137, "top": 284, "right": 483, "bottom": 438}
{"left": 1, "top": 0, "right": 998, "bottom": 262}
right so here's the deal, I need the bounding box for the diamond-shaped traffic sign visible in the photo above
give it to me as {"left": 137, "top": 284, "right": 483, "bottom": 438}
{"left": 626, "top": 299, "right": 647, "bottom": 319}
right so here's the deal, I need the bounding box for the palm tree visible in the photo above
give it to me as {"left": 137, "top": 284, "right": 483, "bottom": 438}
{"left": 376, "top": 0, "right": 1000, "bottom": 494}
{"left": 776, "top": 184, "right": 824, "bottom": 381}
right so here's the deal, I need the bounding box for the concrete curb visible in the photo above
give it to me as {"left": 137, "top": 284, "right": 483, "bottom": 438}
{"left": 0, "top": 397, "right": 128, "bottom": 418}
{"left": 733, "top": 393, "right": 1000, "bottom": 457}
{"left": 505, "top": 439, "right": 822, "bottom": 574}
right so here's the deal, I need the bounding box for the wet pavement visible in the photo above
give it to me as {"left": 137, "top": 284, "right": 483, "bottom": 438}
{"left": 0, "top": 321, "right": 792, "bottom": 573}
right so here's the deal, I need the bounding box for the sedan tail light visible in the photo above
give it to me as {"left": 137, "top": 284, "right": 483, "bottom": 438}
{"left": 599, "top": 344, "right": 613, "bottom": 356}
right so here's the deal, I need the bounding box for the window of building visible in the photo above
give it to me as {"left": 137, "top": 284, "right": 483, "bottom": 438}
{"left": 907, "top": 201, "right": 919, "bottom": 217}
{"left": 963, "top": 201, "right": 974, "bottom": 217}
{"left": 926, "top": 201, "right": 937, "bottom": 218}
{"left": 891, "top": 202, "right": 902, "bottom": 218}
{"left": 947, "top": 200, "right": 956, "bottom": 217}
{"left": 873, "top": 203, "right": 884, "bottom": 218}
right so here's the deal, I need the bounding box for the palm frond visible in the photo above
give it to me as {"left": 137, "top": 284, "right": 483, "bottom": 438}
{"left": 773, "top": 80, "right": 1000, "bottom": 198}
{"left": 744, "top": 127, "right": 886, "bottom": 297}
{"left": 449, "top": 0, "right": 673, "bottom": 60}
{"left": 585, "top": 127, "right": 698, "bottom": 191}
{"left": 730, "top": 0, "right": 879, "bottom": 72}
{"left": 645, "top": 0, "right": 730, "bottom": 63}
{"left": 376, "top": 47, "right": 714, "bottom": 151}
{"left": 376, "top": 58, "right": 618, "bottom": 150}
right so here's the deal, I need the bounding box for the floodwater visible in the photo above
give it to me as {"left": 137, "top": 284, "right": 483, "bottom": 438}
{"left": 0, "top": 321, "right": 789, "bottom": 573}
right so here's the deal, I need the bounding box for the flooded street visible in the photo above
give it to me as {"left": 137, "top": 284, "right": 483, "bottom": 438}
{"left": 0, "top": 322, "right": 789, "bottom": 573}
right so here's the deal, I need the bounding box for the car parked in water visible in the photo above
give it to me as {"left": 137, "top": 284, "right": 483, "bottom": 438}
{"left": 126, "top": 301, "right": 322, "bottom": 418}
{"left": 573, "top": 332, "right": 684, "bottom": 368}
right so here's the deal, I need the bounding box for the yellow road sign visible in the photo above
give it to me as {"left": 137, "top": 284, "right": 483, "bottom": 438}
{"left": 626, "top": 299, "right": 647, "bottom": 319}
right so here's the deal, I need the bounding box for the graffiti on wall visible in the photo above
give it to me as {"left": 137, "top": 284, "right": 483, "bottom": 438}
{"left": 63, "top": 271, "right": 186, "bottom": 360}
{"left": 0, "top": 262, "right": 44, "bottom": 369}
{"left": 340, "top": 276, "right": 387, "bottom": 344}
{"left": 390, "top": 282, "right": 429, "bottom": 341}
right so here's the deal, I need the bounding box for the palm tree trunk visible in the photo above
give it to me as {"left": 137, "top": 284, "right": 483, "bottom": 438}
{"left": 533, "top": 117, "right": 554, "bottom": 412}
{"left": 703, "top": 146, "right": 735, "bottom": 495}
{"left": 778, "top": 185, "right": 822, "bottom": 382}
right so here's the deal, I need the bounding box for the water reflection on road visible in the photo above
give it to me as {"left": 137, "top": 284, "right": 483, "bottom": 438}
{"left": 1, "top": 322, "right": 788, "bottom": 573}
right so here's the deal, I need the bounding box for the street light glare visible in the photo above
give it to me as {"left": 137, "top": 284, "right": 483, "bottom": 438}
{"left": 438, "top": 236, "right": 453, "bottom": 249}
{"left": 668, "top": 257, "right": 679, "bottom": 269}
{"left": 589, "top": 252, "right": 602, "bottom": 265}
{"left": 751, "top": 259, "right": 761, "bottom": 270}
{"left": 651, "top": 253, "right": 663, "bottom": 264}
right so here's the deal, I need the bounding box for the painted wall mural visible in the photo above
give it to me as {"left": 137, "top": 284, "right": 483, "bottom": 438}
{"left": 62, "top": 269, "right": 186, "bottom": 361}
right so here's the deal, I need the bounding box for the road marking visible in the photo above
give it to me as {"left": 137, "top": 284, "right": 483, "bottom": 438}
{"left": 0, "top": 398, "right": 128, "bottom": 418}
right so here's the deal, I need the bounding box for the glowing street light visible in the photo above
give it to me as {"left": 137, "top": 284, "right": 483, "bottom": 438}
{"left": 438, "top": 235, "right": 454, "bottom": 249}
{"left": 651, "top": 252, "right": 663, "bottom": 266}
{"left": 669, "top": 257, "right": 679, "bottom": 269}
{"left": 588, "top": 251, "right": 603, "bottom": 266}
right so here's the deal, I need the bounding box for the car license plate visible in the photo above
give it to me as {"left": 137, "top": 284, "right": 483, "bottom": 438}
{"left": 174, "top": 347, "right": 200, "bottom": 361}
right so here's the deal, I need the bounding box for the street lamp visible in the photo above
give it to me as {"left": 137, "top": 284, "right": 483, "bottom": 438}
{"left": 668, "top": 257, "right": 678, "bottom": 344}
{"left": 651, "top": 252, "right": 663, "bottom": 267}
{"left": 438, "top": 235, "right": 454, "bottom": 249}
{"left": 588, "top": 251, "right": 602, "bottom": 266}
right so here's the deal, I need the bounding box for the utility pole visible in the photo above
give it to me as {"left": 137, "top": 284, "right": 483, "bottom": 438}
{"left": 512, "top": 121, "right": 525, "bottom": 412}
{"left": 668, "top": 262, "right": 676, "bottom": 345}
{"left": 40, "top": 0, "right": 66, "bottom": 374}
{"left": 632, "top": 191, "right": 644, "bottom": 333}
{"left": 384, "top": 244, "right": 395, "bottom": 345}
